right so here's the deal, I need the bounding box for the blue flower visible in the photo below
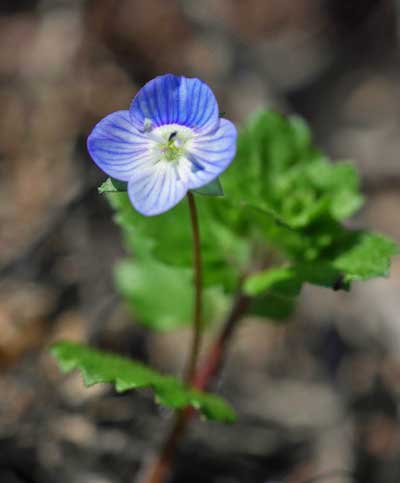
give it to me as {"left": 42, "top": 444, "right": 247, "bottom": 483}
{"left": 87, "top": 74, "right": 237, "bottom": 216}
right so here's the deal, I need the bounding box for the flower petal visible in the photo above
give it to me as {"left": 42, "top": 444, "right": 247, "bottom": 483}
{"left": 187, "top": 119, "right": 237, "bottom": 190}
{"left": 128, "top": 161, "right": 190, "bottom": 216}
{"left": 87, "top": 110, "right": 153, "bottom": 181}
{"left": 129, "top": 74, "right": 219, "bottom": 133}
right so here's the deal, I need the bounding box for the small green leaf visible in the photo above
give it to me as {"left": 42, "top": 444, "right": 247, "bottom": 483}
{"left": 293, "top": 262, "right": 346, "bottom": 289}
{"left": 243, "top": 266, "right": 302, "bottom": 297}
{"left": 333, "top": 231, "right": 399, "bottom": 283}
{"left": 192, "top": 178, "right": 224, "bottom": 197}
{"left": 99, "top": 178, "right": 128, "bottom": 194}
{"left": 244, "top": 231, "right": 398, "bottom": 320}
{"left": 244, "top": 267, "right": 301, "bottom": 321}
{"left": 51, "top": 341, "right": 236, "bottom": 423}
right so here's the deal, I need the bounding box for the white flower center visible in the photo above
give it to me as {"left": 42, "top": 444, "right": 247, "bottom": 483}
{"left": 147, "top": 123, "right": 194, "bottom": 164}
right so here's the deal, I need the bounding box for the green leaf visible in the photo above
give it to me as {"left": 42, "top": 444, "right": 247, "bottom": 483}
{"left": 115, "top": 259, "right": 229, "bottom": 330}
{"left": 290, "top": 229, "right": 398, "bottom": 286}
{"left": 243, "top": 266, "right": 302, "bottom": 298}
{"left": 333, "top": 231, "right": 399, "bottom": 283}
{"left": 249, "top": 293, "right": 297, "bottom": 320}
{"left": 51, "top": 341, "right": 236, "bottom": 423}
{"left": 98, "top": 178, "right": 128, "bottom": 194}
{"left": 107, "top": 192, "right": 250, "bottom": 293}
{"left": 192, "top": 178, "right": 224, "bottom": 197}
{"left": 244, "top": 266, "right": 301, "bottom": 321}
{"left": 244, "top": 231, "right": 398, "bottom": 320}
{"left": 222, "top": 110, "right": 364, "bottom": 229}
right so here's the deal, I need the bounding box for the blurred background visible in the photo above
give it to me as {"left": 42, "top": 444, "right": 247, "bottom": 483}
{"left": 1, "top": 1, "right": 400, "bottom": 482}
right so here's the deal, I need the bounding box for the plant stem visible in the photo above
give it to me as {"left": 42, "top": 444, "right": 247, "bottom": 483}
{"left": 138, "top": 410, "right": 189, "bottom": 483}
{"left": 193, "top": 292, "right": 251, "bottom": 390}
{"left": 138, "top": 192, "right": 204, "bottom": 483}
{"left": 184, "top": 191, "right": 203, "bottom": 384}
{"left": 138, "top": 292, "right": 250, "bottom": 483}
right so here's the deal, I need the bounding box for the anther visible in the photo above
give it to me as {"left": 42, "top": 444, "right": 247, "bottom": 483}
{"left": 168, "top": 131, "right": 177, "bottom": 141}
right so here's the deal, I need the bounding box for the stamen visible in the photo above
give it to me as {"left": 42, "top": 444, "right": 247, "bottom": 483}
{"left": 152, "top": 125, "right": 193, "bottom": 163}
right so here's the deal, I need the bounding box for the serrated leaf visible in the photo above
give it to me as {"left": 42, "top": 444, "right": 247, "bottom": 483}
{"left": 192, "top": 178, "right": 224, "bottom": 197}
{"left": 99, "top": 178, "right": 128, "bottom": 194}
{"left": 244, "top": 231, "right": 398, "bottom": 320}
{"left": 115, "top": 259, "right": 229, "bottom": 331}
{"left": 222, "top": 110, "right": 364, "bottom": 229}
{"left": 294, "top": 229, "right": 398, "bottom": 286}
{"left": 333, "top": 231, "right": 399, "bottom": 282}
{"left": 51, "top": 341, "right": 236, "bottom": 423}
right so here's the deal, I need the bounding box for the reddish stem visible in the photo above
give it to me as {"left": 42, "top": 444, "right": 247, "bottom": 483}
{"left": 194, "top": 293, "right": 251, "bottom": 390}
{"left": 138, "top": 293, "right": 250, "bottom": 483}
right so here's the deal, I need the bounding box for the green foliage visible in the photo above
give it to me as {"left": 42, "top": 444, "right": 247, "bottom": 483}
{"left": 107, "top": 191, "right": 250, "bottom": 293}
{"left": 243, "top": 266, "right": 302, "bottom": 320}
{"left": 244, "top": 231, "right": 398, "bottom": 318}
{"left": 115, "top": 259, "right": 228, "bottom": 330}
{"left": 333, "top": 231, "right": 398, "bottom": 282}
{"left": 244, "top": 266, "right": 302, "bottom": 298}
{"left": 51, "top": 341, "right": 236, "bottom": 423}
{"left": 223, "top": 111, "right": 363, "bottom": 228}
{"left": 104, "top": 109, "right": 398, "bottom": 326}
{"left": 51, "top": 109, "right": 398, "bottom": 434}
{"left": 244, "top": 232, "right": 398, "bottom": 297}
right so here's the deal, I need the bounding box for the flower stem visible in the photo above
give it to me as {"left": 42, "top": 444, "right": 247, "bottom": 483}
{"left": 138, "top": 292, "right": 250, "bottom": 483}
{"left": 193, "top": 292, "right": 250, "bottom": 390}
{"left": 184, "top": 191, "right": 203, "bottom": 384}
{"left": 137, "top": 192, "right": 204, "bottom": 483}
